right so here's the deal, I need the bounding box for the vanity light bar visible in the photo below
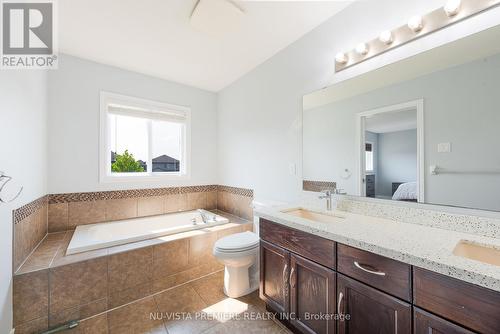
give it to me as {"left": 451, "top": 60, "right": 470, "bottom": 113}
{"left": 335, "top": 0, "right": 500, "bottom": 72}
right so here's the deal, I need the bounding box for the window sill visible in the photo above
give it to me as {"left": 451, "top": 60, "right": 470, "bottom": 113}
{"left": 99, "top": 173, "right": 190, "bottom": 184}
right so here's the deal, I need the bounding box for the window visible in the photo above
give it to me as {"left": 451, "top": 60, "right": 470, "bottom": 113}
{"left": 100, "top": 92, "right": 190, "bottom": 182}
{"left": 365, "top": 142, "right": 374, "bottom": 172}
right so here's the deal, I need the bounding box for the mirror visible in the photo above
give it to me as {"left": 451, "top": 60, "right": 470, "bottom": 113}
{"left": 303, "top": 25, "right": 500, "bottom": 212}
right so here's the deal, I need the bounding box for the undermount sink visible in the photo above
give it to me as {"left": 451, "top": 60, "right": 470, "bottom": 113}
{"left": 453, "top": 240, "right": 500, "bottom": 266}
{"left": 282, "top": 208, "right": 345, "bottom": 224}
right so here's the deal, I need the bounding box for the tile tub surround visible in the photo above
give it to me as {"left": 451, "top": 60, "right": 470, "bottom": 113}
{"left": 21, "top": 272, "right": 289, "bottom": 334}
{"left": 48, "top": 185, "right": 254, "bottom": 232}
{"left": 13, "top": 212, "right": 253, "bottom": 332}
{"left": 255, "top": 205, "right": 500, "bottom": 293}
{"left": 13, "top": 195, "right": 49, "bottom": 272}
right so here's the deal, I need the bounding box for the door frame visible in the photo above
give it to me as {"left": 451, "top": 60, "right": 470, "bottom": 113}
{"left": 356, "top": 99, "right": 425, "bottom": 203}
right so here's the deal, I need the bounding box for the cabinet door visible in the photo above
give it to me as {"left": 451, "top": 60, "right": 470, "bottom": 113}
{"left": 290, "top": 253, "right": 336, "bottom": 334}
{"left": 260, "top": 240, "right": 290, "bottom": 314}
{"left": 337, "top": 274, "right": 411, "bottom": 334}
{"left": 414, "top": 308, "right": 476, "bottom": 334}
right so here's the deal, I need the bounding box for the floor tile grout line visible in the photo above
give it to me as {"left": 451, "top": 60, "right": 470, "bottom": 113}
{"left": 74, "top": 269, "right": 225, "bottom": 324}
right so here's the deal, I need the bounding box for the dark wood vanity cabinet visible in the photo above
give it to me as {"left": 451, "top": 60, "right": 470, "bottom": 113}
{"left": 413, "top": 308, "right": 476, "bottom": 334}
{"left": 337, "top": 274, "right": 412, "bottom": 334}
{"left": 289, "top": 253, "right": 336, "bottom": 334}
{"left": 260, "top": 240, "right": 290, "bottom": 314}
{"left": 259, "top": 218, "right": 500, "bottom": 334}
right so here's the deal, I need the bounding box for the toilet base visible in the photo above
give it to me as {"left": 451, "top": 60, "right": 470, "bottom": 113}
{"left": 223, "top": 263, "right": 259, "bottom": 298}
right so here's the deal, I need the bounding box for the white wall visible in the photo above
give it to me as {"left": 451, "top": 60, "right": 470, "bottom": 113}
{"left": 0, "top": 71, "right": 48, "bottom": 333}
{"left": 48, "top": 55, "right": 218, "bottom": 194}
{"left": 377, "top": 130, "right": 417, "bottom": 197}
{"left": 217, "top": 0, "right": 442, "bottom": 202}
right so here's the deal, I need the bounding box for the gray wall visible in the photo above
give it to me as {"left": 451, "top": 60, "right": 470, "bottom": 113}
{"left": 0, "top": 71, "right": 48, "bottom": 333}
{"left": 377, "top": 130, "right": 417, "bottom": 197}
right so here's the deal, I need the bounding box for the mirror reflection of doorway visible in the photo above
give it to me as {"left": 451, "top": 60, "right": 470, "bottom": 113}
{"left": 358, "top": 100, "right": 424, "bottom": 203}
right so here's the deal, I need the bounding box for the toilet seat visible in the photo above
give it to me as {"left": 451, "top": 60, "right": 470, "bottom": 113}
{"left": 214, "top": 231, "right": 259, "bottom": 253}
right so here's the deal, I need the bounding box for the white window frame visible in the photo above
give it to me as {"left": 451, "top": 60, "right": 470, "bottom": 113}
{"left": 365, "top": 141, "right": 374, "bottom": 173}
{"left": 99, "top": 91, "right": 191, "bottom": 183}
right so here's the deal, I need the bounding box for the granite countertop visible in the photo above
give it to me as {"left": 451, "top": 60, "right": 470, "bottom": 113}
{"left": 255, "top": 204, "right": 500, "bottom": 292}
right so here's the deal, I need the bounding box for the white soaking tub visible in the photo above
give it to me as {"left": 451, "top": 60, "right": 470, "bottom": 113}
{"left": 66, "top": 209, "right": 228, "bottom": 255}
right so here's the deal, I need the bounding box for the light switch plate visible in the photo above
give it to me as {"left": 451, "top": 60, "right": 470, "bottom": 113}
{"left": 437, "top": 142, "right": 451, "bottom": 153}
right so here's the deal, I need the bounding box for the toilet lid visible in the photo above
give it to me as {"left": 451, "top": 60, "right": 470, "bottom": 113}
{"left": 215, "top": 231, "right": 259, "bottom": 252}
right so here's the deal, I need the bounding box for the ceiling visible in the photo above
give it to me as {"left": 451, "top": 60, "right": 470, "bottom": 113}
{"left": 59, "top": 0, "right": 351, "bottom": 92}
{"left": 365, "top": 109, "right": 417, "bottom": 134}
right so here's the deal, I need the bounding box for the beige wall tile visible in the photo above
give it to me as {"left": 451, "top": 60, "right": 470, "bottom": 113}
{"left": 187, "top": 192, "right": 207, "bottom": 210}
{"left": 153, "top": 239, "right": 189, "bottom": 279}
{"left": 105, "top": 198, "right": 138, "bottom": 221}
{"left": 107, "top": 297, "right": 165, "bottom": 334}
{"left": 13, "top": 219, "right": 27, "bottom": 272}
{"left": 68, "top": 201, "right": 106, "bottom": 228}
{"left": 236, "top": 195, "right": 254, "bottom": 221}
{"left": 48, "top": 203, "right": 69, "bottom": 232}
{"left": 50, "top": 257, "right": 108, "bottom": 313}
{"left": 49, "top": 298, "right": 107, "bottom": 328}
{"left": 108, "top": 282, "right": 151, "bottom": 309}
{"left": 216, "top": 191, "right": 228, "bottom": 213}
{"left": 151, "top": 275, "right": 176, "bottom": 294}
{"left": 108, "top": 247, "right": 152, "bottom": 293}
{"left": 137, "top": 196, "right": 164, "bottom": 217}
{"left": 188, "top": 232, "right": 217, "bottom": 266}
{"left": 206, "top": 191, "right": 217, "bottom": 210}
{"left": 216, "top": 224, "right": 245, "bottom": 239}
{"left": 17, "top": 232, "right": 67, "bottom": 274}
{"left": 164, "top": 194, "right": 181, "bottom": 213}
{"left": 13, "top": 270, "right": 49, "bottom": 326}
{"left": 14, "top": 316, "right": 48, "bottom": 334}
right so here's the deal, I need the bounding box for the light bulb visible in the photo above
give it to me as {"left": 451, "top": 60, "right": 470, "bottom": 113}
{"left": 355, "top": 43, "right": 368, "bottom": 56}
{"left": 335, "top": 52, "right": 348, "bottom": 64}
{"left": 379, "top": 30, "right": 394, "bottom": 45}
{"left": 444, "top": 0, "right": 461, "bottom": 17}
{"left": 408, "top": 15, "right": 424, "bottom": 32}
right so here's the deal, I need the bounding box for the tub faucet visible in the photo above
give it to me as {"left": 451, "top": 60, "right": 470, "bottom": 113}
{"left": 198, "top": 209, "right": 216, "bottom": 224}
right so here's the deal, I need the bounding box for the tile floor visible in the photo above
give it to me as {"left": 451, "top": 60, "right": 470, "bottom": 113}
{"left": 61, "top": 271, "right": 291, "bottom": 334}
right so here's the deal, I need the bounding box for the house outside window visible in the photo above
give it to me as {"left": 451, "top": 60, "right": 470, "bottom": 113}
{"left": 100, "top": 92, "right": 191, "bottom": 182}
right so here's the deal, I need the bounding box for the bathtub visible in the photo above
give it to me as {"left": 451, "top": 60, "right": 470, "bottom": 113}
{"left": 66, "top": 209, "right": 229, "bottom": 255}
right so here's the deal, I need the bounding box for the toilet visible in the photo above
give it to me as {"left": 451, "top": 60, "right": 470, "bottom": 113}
{"left": 213, "top": 231, "right": 260, "bottom": 298}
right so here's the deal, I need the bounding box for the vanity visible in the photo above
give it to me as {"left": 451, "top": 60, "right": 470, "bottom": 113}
{"left": 258, "top": 211, "right": 500, "bottom": 334}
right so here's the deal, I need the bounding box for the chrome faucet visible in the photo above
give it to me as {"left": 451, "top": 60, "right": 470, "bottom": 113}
{"left": 197, "top": 209, "right": 216, "bottom": 224}
{"left": 318, "top": 190, "right": 333, "bottom": 211}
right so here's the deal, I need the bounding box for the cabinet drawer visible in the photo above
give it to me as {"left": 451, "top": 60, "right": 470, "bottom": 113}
{"left": 414, "top": 308, "right": 476, "bottom": 334}
{"left": 337, "top": 244, "right": 411, "bottom": 301}
{"left": 413, "top": 267, "right": 500, "bottom": 334}
{"left": 259, "top": 219, "right": 335, "bottom": 269}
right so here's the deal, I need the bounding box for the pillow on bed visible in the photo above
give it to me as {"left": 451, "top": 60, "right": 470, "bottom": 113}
{"left": 392, "top": 182, "right": 417, "bottom": 200}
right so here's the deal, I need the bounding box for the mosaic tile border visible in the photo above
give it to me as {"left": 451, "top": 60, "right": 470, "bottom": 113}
{"left": 13, "top": 196, "right": 48, "bottom": 224}
{"left": 217, "top": 185, "right": 253, "bottom": 197}
{"left": 48, "top": 185, "right": 252, "bottom": 204}
{"left": 303, "top": 180, "right": 336, "bottom": 192}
